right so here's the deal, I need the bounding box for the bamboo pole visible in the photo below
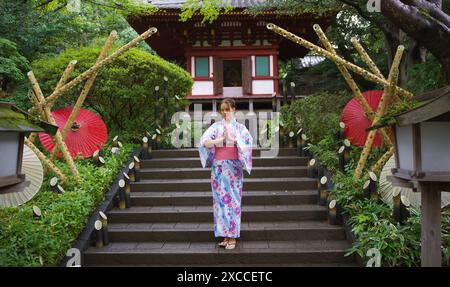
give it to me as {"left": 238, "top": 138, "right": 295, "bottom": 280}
{"left": 60, "top": 31, "right": 117, "bottom": 141}
{"left": 29, "top": 60, "right": 78, "bottom": 114}
{"left": 371, "top": 146, "right": 395, "bottom": 174}
{"left": 24, "top": 137, "right": 67, "bottom": 183}
{"left": 45, "top": 27, "right": 157, "bottom": 106}
{"left": 27, "top": 71, "right": 80, "bottom": 182}
{"left": 51, "top": 32, "right": 118, "bottom": 158}
{"left": 351, "top": 37, "right": 402, "bottom": 105}
{"left": 266, "top": 23, "right": 412, "bottom": 98}
{"left": 48, "top": 61, "right": 79, "bottom": 160}
{"left": 313, "top": 25, "right": 393, "bottom": 147}
{"left": 26, "top": 89, "right": 40, "bottom": 143}
{"left": 47, "top": 60, "right": 78, "bottom": 109}
{"left": 354, "top": 46, "right": 403, "bottom": 179}
{"left": 351, "top": 37, "right": 384, "bottom": 79}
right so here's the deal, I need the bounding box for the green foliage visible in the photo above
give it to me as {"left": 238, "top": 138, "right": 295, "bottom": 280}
{"left": 0, "top": 38, "right": 30, "bottom": 96}
{"left": 180, "top": 0, "right": 233, "bottom": 23}
{"left": 377, "top": 97, "right": 424, "bottom": 128}
{"left": 279, "top": 91, "right": 352, "bottom": 144}
{"left": 33, "top": 0, "right": 155, "bottom": 16}
{"left": 306, "top": 135, "right": 340, "bottom": 174}
{"left": 0, "top": 0, "right": 154, "bottom": 62}
{"left": 406, "top": 54, "right": 445, "bottom": 95}
{"left": 346, "top": 204, "right": 422, "bottom": 267}
{"left": 0, "top": 143, "right": 133, "bottom": 266}
{"left": 29, "top": 45, "right": 193, "bottom": 140}
{"left": 247, "top": 0, "right": 341, "bottom": 16}
{"left": 281, "top": 87, "right": 448, "bottom": 266}
{"left": 303, "top": 133, "right": 447, "bottom": 266}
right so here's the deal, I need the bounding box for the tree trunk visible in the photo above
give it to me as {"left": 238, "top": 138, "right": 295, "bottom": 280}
{"left": 381, "top": 0, "right": 450, "bottom": 84}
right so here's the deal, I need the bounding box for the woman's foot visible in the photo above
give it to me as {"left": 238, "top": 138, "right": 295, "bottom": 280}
{"left": 218, "top": 238, "right": 229, "bottom": 247}
{"left": 225, "top": 238, "right": 236, "bottom": 250}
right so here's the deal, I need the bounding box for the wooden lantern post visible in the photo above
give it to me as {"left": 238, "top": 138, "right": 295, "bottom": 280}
{"left": 289, "top": 82, "right": 296, "bottom": 104}
{"left": 154, "top": 85, "right": 160, "bottom": 129}
{"left": 328, "top": 199, "right": 338, "bottom": 225}
{"left": 334, "top": 122, "right": 345, "bottom": 141}
{"left": 128, "top": 162, "right": 136, "bottom": 182}
{"left": 117, "top": 179, "right": 127, "bottom": 210}
{"left": 288, "top": 131, "right": 295, "bottom": 148}
{"left": 271, "top": 92, "right": 277, "bottom": 113}
{"left": 363, "top": 171, "right": 378, "bottom": 200}
{"left": 318, "top": 176, "right": 329, "bottom": 206}
{"left": 123, "top": 172, "right": 132, "bottom": 208}
{"left": 338, "top": 139, "right": 351, "bottom": 173}
{"left": 307, "top": 158, "right": 319, "bottom": 178}
{"left": 300, "top": 133, "right": 309, "bottom": 158}
{"left": 392, "top": 189, "right": 410, "bottom": 224}
{"left": 99, "top": 211, "right": 109, "bottom": 246}
{"left": 296, "top": 128, "right": 303, "bottom": 156}
{"left": 133, "top": 156, "right": 141, "bottom": 182}
{"left": 94, "top": 220, "right": 103, "bottom": 248}
{"left": 163, "top": 76, "right": 169, "bottom": 128}
{"left": 278, "top": 123, "right": 285, "bottom": 148}
{"left": 140, "top": 136, "right": 152, "bottom": 160}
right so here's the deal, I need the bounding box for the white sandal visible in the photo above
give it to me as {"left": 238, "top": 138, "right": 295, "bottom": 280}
{"left": 218, "top": 238, "right": 229, "bottom": 247}
{"left": 225, "top": 239, "right": 236, "bottom": 250}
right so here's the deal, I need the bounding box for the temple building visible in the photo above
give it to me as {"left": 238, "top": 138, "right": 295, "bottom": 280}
{"left": 128, "top": 0, "right": 336, "bottom": 112}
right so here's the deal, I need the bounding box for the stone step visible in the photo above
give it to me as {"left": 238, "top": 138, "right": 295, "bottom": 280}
{"left": 150, "top": 148, "right": 298, "bottom": 158}
{"left": 107, "top": 221, "right": 346, "bottom": 242}
{"left": 131, "top": 177, "right": 317, "bottom": 192}
{"left": 83, "top": 240, "right": 354, "bottom": 266}
{"left": 139, "top": 166, "right": 307, "bottom": 179}
{"left": 107, "top": 204, "right": 327, "bottom": 223}
{"left": 131, "top": 190, "right": 318, "bottom": 206}
{"left": 140, "top": 156, "right": 308, "bottom": 168}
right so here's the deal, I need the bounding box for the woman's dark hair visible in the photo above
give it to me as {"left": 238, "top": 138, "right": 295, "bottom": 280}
{"left": 220, "top": 98, "right": 236, "bottom": 111}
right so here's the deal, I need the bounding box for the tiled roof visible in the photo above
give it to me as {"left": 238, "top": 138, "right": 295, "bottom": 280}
{"left": 146, "top": 0, "right": 266, "bottom": 9}
{"left": 295, "top": 55, "right": 326, "bottom": 69}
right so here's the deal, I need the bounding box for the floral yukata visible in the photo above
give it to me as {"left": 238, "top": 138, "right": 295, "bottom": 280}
{"left": 198, "top": 118, "right": 253, "bottom": 238}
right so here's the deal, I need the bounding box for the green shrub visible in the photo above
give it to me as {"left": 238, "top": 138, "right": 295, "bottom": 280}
{"left": 29, "top": 46, "right": 193, "bottom": 140}
{"left": 0, "top": 38, "right": 29, "bottom": 97}
{"left": 346, "top": 203, "right": 422, "bottom": 267}
{"left": 0, "top": 143, "right": 133, "bottom": 266}
{"left": 306, "top": 135, "right": 340, "bottom": 174}
{"left": 406, "top": 54, "right": 445, "bottom": 95}
{"left": 281, "top": 94, "right": 448, "bottom": 266}
{"left": 280, "top": 90, "right": 352, "bottom": 144}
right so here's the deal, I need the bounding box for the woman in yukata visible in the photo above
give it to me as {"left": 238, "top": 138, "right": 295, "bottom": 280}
{"left": 198, "top": 98, "right": 253, "bottom": 250}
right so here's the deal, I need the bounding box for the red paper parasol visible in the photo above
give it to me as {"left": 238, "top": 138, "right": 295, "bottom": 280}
{"left": 341, "top": 90, "right": 386, "bottom": 147}
{"left": 39, "top": 107, "right": 108, "bottom": 158}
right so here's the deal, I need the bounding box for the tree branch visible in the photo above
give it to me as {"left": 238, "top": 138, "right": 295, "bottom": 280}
{"left": 35, "top": 0, "right": 55, "bottom": 8}
{"left": 339, "top": 0, "right": 399, "bottom": 41}
{"left": 401, "top": 0, "right": 450, "bottom": 27}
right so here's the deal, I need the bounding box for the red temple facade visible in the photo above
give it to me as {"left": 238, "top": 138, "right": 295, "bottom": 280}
{"left": 128, "top": 0, "right": 335, "bottom": 108}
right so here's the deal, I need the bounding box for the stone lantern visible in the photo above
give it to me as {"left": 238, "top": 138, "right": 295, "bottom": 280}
{"left": 387, "top": 86, "right": 450, "bottom": 267}
{"left": 0, "top": 102, "right": 55, "bottom": 191}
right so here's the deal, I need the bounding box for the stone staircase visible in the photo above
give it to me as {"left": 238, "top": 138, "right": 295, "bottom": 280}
{"left": 83, "top": 148, "right": 356, "bottom": 266}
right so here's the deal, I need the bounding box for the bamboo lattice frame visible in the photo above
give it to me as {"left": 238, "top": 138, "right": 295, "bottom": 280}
{"left": 25, "top": 27, "right": 158, "bottom": 183}
{"left": 266, "top": 23, "right": 413, "bottom": 179}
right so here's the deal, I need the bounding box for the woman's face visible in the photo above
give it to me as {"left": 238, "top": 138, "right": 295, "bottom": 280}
{"left": 220, "top": 103, "right": 235, "bottom": 121}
